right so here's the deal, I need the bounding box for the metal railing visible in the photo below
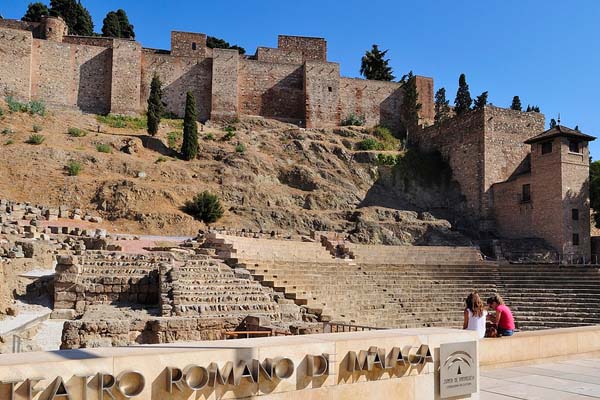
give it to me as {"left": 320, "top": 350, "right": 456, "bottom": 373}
{"left": 323, "top": 322, "right": 385, "bottom": 333}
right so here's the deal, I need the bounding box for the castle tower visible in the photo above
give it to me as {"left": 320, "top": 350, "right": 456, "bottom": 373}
{"left": 525, "top": 125, "right": 595, "bottom": 261}
{"left": 41, "top": 16, "right": 67, "bottom": 42}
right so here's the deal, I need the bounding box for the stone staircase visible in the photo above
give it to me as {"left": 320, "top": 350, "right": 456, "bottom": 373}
{"left": 345, "top": 243, "right": 484, "bottom": 265}
{"left": 160, "top": 256, "right": 281, "bottom": 322}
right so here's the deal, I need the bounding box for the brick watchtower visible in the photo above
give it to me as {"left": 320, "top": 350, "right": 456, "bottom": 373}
{"left": 41, "top": 16, "right": 67, "bottom": 42}
{"left": 525, "top": 125, "right": 596, "bottom": 261}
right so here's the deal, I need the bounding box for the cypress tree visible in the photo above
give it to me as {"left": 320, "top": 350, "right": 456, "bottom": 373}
{"left": 399, "top": 72, "right": 422, "bottom": 138}
{"left": 49, "top": 0, "right": 94, "bottom": 36}
{"left": 101, "top": 11, "right": 120, "bottom": 38}
{"left": 22, "top": 2, "right": 50, "bottom": 22}
{"left": 181, "top": 92, "right": 199, "bottom": 161}
{"left": 434, "top": 87, "right": 450, "bottom": 124}
{"left": 473, "top": 91, "right": 488, "bottom": 110}
{"left": 146, "top": 74, "right": 163, "bottom": 136}
{"left": 454, "top": 73, "right": 472, "bottom": 116}
{"left": 116, "top": 9, "right": 134, "bottom": 38}
{"left": 360, "top": 45, "right": 395, "bottom": 81}
{"left": 511, "top": 96, "right": 522, "bottom": 111}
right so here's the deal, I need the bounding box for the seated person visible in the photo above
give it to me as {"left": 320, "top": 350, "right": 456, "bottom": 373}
{"left": 486, "top": 294, "right": 515, "bottom": 337}
{"left": 463, "top": 291, "right": 487, "bottom": 339}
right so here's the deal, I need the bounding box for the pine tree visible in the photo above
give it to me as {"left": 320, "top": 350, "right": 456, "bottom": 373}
{"left": 22, "top": 2, "right": 50, "bottom": 22}
{"left": 511, "top": 96, "right": 522, "bottom": 111}
{"left": 181, "top": 92, "right": 199, "bottom": 161}
{"left": 399, "top": 72, "right": 422, "bottom": 138}
{"left": 454, "top": 73, "right": 472, "bottom": 116}
{"left": 550, "top": 118, "right": 557, "bottom": 129}
{"left": 183, "top": 191, "right": 224, "bottom": 224}
{"left": 146, "top": 74, "right": 163, "bottom": 136}
{"left": 434, "top": 87, "right": 450, "bottom": 124}
{"left": 206, "top": 36, "right": 245, "bottom": 54}
{"left": 49, "top": 0, "right": 94, "bottom": 36}
{"left": 473, "top": 91, "right": 488, "bottom": 110}
{"left": 360, "top": 45, "right": 395, "bottom": 81}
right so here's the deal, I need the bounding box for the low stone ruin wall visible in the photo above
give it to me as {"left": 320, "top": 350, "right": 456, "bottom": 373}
{"left": 61, "top": 316, "right": 241, "bottom": 349}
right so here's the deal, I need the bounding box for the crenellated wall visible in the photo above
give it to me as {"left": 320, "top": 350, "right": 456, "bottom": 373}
{"left": 0, "top": 22, "right": 435, "bottom": 129}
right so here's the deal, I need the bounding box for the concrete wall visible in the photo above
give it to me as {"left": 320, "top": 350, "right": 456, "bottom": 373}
{"left": 0, "top": 328, "right": 477, "bottom": 400}
{"left": 0, "top": 28, "right": 32, "bottom": 101}
{"left": 239, "top": 60, "right": 305, "bottom": 122}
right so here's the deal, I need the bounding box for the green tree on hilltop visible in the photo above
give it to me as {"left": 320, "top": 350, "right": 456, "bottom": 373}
{"left": 102, "top": 9, "right": 135, "bottom": 39}
{"left": 434, "top": 88, "right": 451, "bottom": 124}
{"left": 454, "top": 73, "right": 472, "bottom": 116}
{"left": 181, "top": 92, "right": 199, "bottom": 161}
{"left": 206, "top": 36, "right": 245, "bottom": 54}
{"left": 511, "top": 96, "right": 522, "bottom": 111}
{"left": 49, "top": 0, "right": 94, "bottom": 36}
{"left": 22, "top": 2, "right": 50, "bottom": 22}
{"left": 360, "top": 45, "right": 395, "bottom": 81}
{"left": 399, "top": 72, "right": 422, "bottom": 138}
{"left": 473, "top": 91, "right": 488, "bottom": 110}
{"left": 146, "top": 74, "right": 163, "bottom": 136}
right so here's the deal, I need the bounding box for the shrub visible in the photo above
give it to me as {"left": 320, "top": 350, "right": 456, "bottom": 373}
{"left": 377, "top": 153, "right": 399, "bottom": 166}
{"left": 26, "top": 134, "right": 45, "bottom": 145}
{"left": 235, "top": 143, "right": 246, "bottom": 153}
{"left": 66, "top": 161, "right": 82, "bottom": 176}
{"left": 205, "top": 133, "right": 215, "bottom": 141}
{"left": 32, "top": 124, "right": 43, "bottom": 133}
{"left": 155, "top": 156, "right": 167, "bottom": 163}
{"left": 1, "top": 128, "right": 14, "bottom": 135}
{"left": 96, "top": 143, "right": 112, "bottom": 153}
{"left": 183, "top": 191, "right": 224, "bottom": 224}
{"left": 4, "top": 139, "right": 14, "bottom": 146}
{"left": 96, "top": 114, "right": 146, "bottom": 130}
{"left": 68, "top": 127, "right": 86, "bottom": 137}
{"left": 0, "top": 107, "right": 4, "bottom": 118}
{"left": 394, "top": 149, "right": 452, "bottom": 185}
{"left": 28, "top": 100, "right": 46, "bottom": 116}
{"left": 167, "top": 131, "right": 182, "bottom": 149}
{"left": 356, "top": 137, "right": 384, "bottom": 151}
{"left": 222, "top": 125, "right": 236, "bottom": 141}
{"left": 341, "top": 113, "right": 366, "bottom": 126}
{"left": 5, "top": 96, "right": 26, "bottom": 112}
{"left": 372, "top": 125, "right": 400, "bottom": 150}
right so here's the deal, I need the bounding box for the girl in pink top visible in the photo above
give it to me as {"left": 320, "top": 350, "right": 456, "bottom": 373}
{"left": 486, "top": 294, "right": 515, "bottom": 336}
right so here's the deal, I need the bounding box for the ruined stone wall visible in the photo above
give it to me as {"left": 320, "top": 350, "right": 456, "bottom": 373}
{"left": 238, "top": 60, "right": 305, "bottom": 122}
{"left": 415, "top": 76, "right": 435, "bottom": 126}
{"left": 211, "top": 48, "right": 239, "bottom": 120}
{"left": 61, "top": 316, "right": 240, "bottom": 349}
{"left": 304, "top": 61, "right": 340, "bottom": 128}
{"left": 417, "top": 110, "right": 485, "bottom": 222}
{"left": 30, "top": 39, "right": 112, "bottom": 114}
{"left": 171, "top": 31, "right": 207, "bottom": 57}
{"left": 110, "top": 39, "right": 142, "bottom": 114}
{"left": 491, "top": 174, "right": 535, "bottom": 239}
{"left": 141, "top": 51, "right": 212, "bottom": 120}
{"left": 339, "top": 78, "right": 403, "bottom": 131}
{"left": 278, "top": 35, "right": 326, "bottom": 61}
{"left": 482, "top": 108, "right": 545, "bottom": 217}
{"left": 255, "top": 47, "right": 303, "bottom": 64}
{"left": 0, "top": 28, "right": 32, "bottom": 101}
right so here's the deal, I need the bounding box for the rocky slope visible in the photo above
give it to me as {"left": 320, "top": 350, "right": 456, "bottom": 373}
{"left": 0, "top": 100, "right": 471, "bottom": 245}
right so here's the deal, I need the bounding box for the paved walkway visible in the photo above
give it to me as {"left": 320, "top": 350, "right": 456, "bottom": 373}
{"left": 480, "top": 358, "right": 600, "bottom": 399}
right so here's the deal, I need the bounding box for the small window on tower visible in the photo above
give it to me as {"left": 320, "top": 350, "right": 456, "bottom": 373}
{"left": 573, "top": 233, "right": 580, "bottom": 246}
{"left": 541, "top": 141, "right": 552, "bottom": 154}
{"left": 521, "top": 184, "right": 531, "bottom": 203}
{"left": 191, "top": 42, "right": 197, "bottom": 51}
{"left": 48, "top": 27, "right": 53, "bottom": 32}
{"left": 569, "top": 140, "right": 581, "bottom": 153}
{"left": 328, "top": 87, "right": 333, "bottom": 92}
{"left": 572, "top": 209, "right": 579, "bottom": 221}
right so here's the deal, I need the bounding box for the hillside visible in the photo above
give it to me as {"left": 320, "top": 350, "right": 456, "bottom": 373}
{"left": 0, "top": 99, "right": 469, "bottom": 245}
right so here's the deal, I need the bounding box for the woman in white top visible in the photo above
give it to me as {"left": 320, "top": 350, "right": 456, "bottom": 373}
{"left": 463, "top": 291, "right": 487, "bottom": 339}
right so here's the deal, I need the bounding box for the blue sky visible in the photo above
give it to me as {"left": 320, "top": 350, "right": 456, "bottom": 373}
{"left": 3, "top": 1, "right": 600, "bottom": 158}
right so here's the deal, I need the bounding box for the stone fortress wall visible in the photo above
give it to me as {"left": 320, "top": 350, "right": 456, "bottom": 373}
{"left": 0, "top": 17, "right": 434, "bottom": 130}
